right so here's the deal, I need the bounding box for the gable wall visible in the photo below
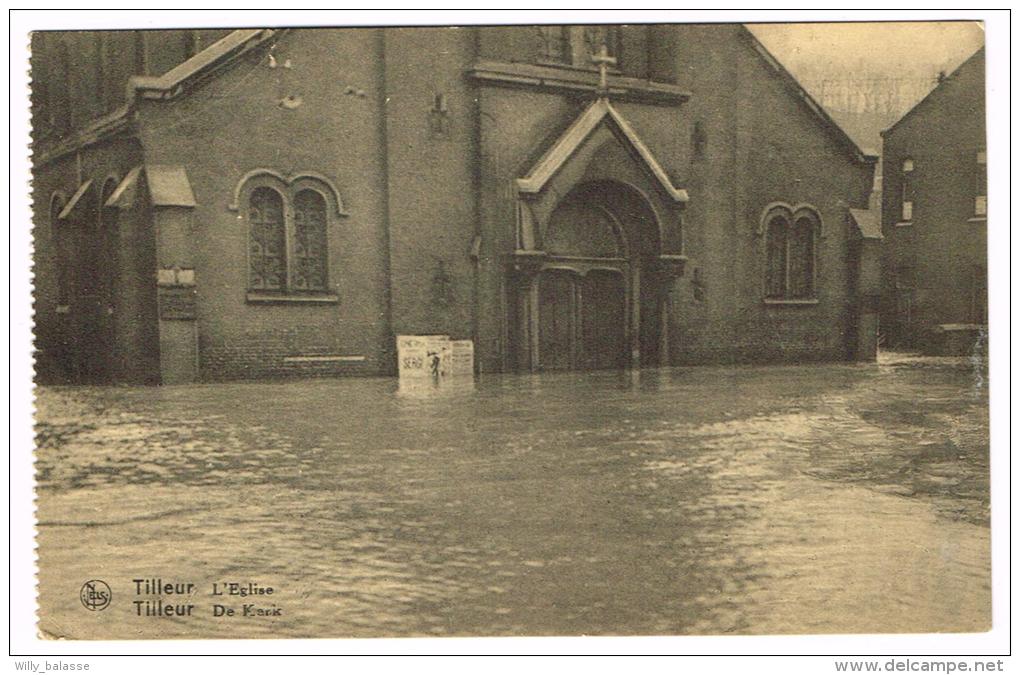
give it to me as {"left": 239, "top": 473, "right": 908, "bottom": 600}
{"left": 670, "top": 25, "right": 874, "bottom": 363}
{"left": 880, "top": 50, "right": 986, "bottom": 343}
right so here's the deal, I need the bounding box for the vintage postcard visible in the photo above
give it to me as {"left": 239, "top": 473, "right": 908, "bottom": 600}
{"left": 22, "top": 13, "right": 998, "bottom": 645}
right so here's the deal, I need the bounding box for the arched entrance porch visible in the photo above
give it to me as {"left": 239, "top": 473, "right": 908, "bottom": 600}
{"left": 511, "top": 180, "right": 675, "bottom": 372}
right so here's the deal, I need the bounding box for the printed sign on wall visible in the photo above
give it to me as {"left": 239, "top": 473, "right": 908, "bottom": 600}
{"left": 397, "top": 335, "right": 472, "bottom": 380}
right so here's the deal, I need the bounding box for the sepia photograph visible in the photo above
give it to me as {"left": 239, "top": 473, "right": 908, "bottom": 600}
{"left": 17, "top": 11, "right": 1000, "bottom": 649}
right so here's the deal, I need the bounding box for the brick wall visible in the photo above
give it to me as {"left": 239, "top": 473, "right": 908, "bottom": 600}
{"left": 137, "top": 28, "right": 394, "bottom": 380}
{"left": 669, "top": 25, "right": 874, "bottom": 363}
{"left": 880, "top": 49, "right": 986, "bottom": 347}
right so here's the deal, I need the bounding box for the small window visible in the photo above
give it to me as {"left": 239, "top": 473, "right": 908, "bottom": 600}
{"left": 974, "top": 150, "right": 987, "bottom": 216}
{"left": 536, "top": 25, "right": 622, "bottom": 69}
{"left": 901, "top": 159, "right": 914, "bottom": 221}
{"left": 537, "top": 26, "right": 570, "bottom": 64}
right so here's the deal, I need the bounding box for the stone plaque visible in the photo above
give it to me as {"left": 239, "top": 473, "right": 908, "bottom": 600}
{"left": 158, "top": 286, "right": 197, "bottom": 320}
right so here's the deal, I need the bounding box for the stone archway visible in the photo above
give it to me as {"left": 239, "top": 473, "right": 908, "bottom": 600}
{"left": 517, "top": 180, "right": 669, "bottom": 372}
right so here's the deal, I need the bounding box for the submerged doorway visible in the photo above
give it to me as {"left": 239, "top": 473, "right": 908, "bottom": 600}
{"left": 520, "top": 181, "right": 669, "bottom": 372}
{"left": 537, "top": 268, "right": 626, "bottom": 371}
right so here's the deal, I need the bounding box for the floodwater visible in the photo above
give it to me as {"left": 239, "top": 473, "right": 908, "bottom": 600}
{"left": 34, "top": 353, "right": 990, "bottom": 638}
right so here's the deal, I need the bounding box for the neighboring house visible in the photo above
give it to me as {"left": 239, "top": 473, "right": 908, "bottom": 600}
{"left": 31, "top": 25, "right": 878, "bottom": 384}
{"left": 880, "top": 47, "right": 987, "bottom": 354}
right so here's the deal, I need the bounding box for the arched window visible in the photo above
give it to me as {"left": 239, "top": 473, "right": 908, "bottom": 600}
{"left": 239, "top": 172, "right": 342, "bottom": 299}
{"left": 763, "top": 205, "right": 819, "bottom": 301}
{"left": 247, "top": 187, "right": 286, "bottom": 290}
{"left": 292, "top": 189, "right": 328, "bottom": 291}
{"left": 789, "top": 215, "right": 817, "bottom": 298}
{"left": 765, "top": 214, "right": 788, "bottom": 299}
{"left": 98, "top": 178, "right": 121, "bottom": 308}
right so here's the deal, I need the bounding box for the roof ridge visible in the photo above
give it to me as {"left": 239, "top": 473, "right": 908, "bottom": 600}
{"left": 881, "top": 45, "right": 985, "bottom": 138}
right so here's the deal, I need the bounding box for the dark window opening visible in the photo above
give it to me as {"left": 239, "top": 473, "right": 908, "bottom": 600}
{"left": 765, "top": 215, "right": 789, "bottom": 299}
{"left": 537, "top": 26, "right": 570, "bottom": 64}
{"left": 901, "top": 158, "right": 914, "bottom": 221}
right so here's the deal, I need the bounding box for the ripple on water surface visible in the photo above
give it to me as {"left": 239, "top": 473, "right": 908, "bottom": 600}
{"left": 35, "top": 353, "right": 989, "bottom": 637}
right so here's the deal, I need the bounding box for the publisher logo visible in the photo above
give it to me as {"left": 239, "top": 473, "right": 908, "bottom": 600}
{"left": 80, "top": 580, "right": 111, "bottom": 611}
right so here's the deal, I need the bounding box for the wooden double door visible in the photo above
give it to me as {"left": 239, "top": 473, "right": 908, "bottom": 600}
{"left": 537, "top": 268, "right": 627, "bottom": 371}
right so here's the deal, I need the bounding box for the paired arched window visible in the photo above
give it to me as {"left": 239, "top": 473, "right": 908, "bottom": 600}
{"left": 763, "top": 205, "right": 820, "bottom": 300}
{"left": 242, "top": 176, "right": 335, "bottom": 295}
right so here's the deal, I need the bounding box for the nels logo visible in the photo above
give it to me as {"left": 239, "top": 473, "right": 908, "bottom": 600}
{"left": 79, "top": 580, "right": 111, "bottom": 611}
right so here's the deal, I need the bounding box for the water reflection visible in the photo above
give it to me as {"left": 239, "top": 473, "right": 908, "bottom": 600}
{"left": 35, "top": 353, "right": 989, "bottom": 638}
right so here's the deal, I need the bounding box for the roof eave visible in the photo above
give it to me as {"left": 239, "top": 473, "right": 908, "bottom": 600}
{"left": 128, "top": 29, "right": 278, "bottom": 101}
{"left": 33, "top": 29, "right": 278, "bottom": 168}
{"left": 740, "top": 25, "right": 874, "bottom": 166}
{"left": 516, "top": 98, "right": 688, "bottom": 204}
{"left": 881, "top": 46, "right": 985, "bottom": 140}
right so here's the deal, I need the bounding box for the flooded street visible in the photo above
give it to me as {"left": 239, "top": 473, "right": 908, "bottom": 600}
{"left": 35, "top": 353, "right": 990, "bottom": 638}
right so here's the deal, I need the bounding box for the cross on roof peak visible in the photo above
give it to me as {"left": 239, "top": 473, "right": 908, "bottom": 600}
{"left": 591, "top": 44, "right": 617, "bottom": 95}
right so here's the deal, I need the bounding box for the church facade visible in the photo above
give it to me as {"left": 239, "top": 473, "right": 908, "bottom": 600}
{"left": 31, "top": 25, "right": 879, "bottom": 384}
